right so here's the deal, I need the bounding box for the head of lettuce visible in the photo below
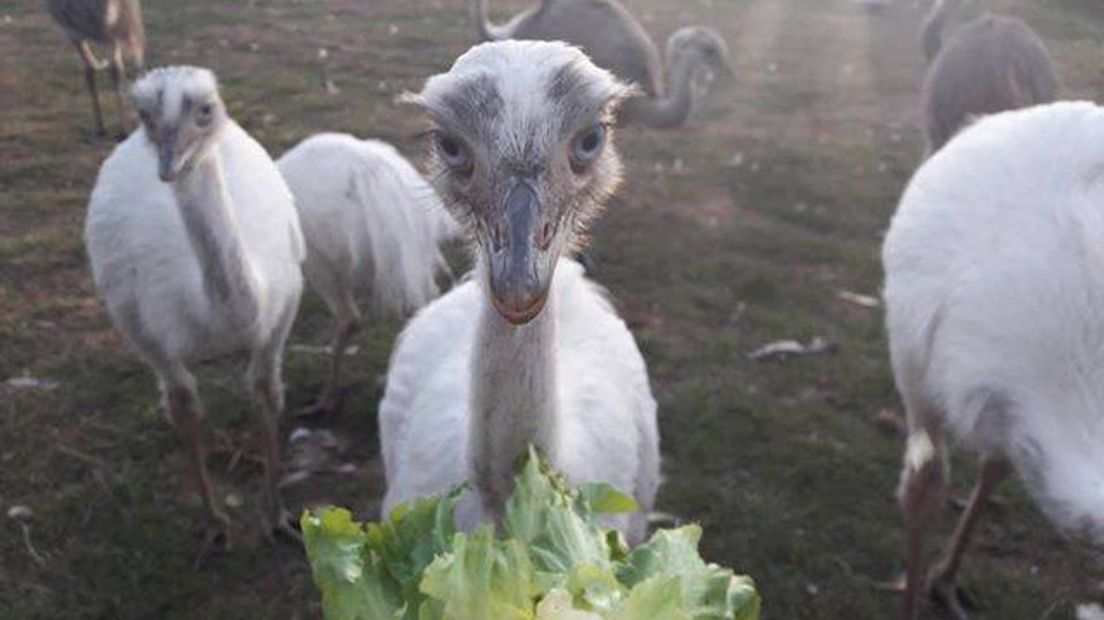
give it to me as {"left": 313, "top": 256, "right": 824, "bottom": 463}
{"left": 301, "top": 450, "right": 760, "bottom": 620}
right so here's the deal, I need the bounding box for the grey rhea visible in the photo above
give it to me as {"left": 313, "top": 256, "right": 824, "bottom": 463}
{"left": 472, "top": 0, "right": 732, "bottom": 128}
{"left": 919, "top": 1, "right": 1059, "bottom": 155}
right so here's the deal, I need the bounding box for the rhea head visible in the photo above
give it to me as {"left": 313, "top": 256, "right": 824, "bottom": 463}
{"left": 407, "top": 41, "right": 634, "bottom": 325}
{"left": 130, "top": 66, "right": 229, "bottom": 182}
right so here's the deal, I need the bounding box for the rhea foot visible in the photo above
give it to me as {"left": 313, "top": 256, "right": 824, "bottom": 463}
{"left": 879, "top": 570, "right": 978, "bottom": 620}
{"left": 293, "top": 385, "right": 346, "bottom": 420}
{"left": 266, "top": 505, "right": 303, "bottom": 545}
{"left": 193, "top": 509, "right": 233, "bottom": 569}
{"left": 928, "top": 564, "right": 978, "bottom": 620}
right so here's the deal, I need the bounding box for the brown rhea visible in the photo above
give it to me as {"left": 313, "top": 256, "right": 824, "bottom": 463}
{"left": 47, "top": 0, "right": 145, "bottom": 137}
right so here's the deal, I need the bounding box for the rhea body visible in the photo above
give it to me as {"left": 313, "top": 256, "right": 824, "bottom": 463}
{"left": 919, "top": 0, "right": 1059, "bottom": 154}
{"left": 277, "top": 134, "right": 457, "bottom": 415}
{"left": 85, "top": 67, "right": 304, "bottom": 539}
{"left": 379, "top": 40, "right": 660, "bottom": 543}
{"left": 884, "top": 102, "right": 1104, "bottom": 619}
{"left": 47, "top": 0, "right": 145, "bottom": 136}
{"left": 472, "top": 0, "right": 731, "bottom": 128}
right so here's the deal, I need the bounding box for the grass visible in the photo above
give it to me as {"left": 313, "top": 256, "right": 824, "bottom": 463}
{"left": 1, "top": 0, "right": 1103, "bottom": 618}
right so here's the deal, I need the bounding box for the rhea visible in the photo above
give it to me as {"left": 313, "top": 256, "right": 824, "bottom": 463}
{"left": 47, "top": 0, "right": 146, "bottom": 137}
{"left": 85, "top": 67, "right": 304, "bottom": 542}
{"left": 884, "top": 102, "right": 1104, "bottom": 620}
{"left": 919, "top": 0, "right": 1059, "bottom": 155}
{"left": 379, "top": 40, "right": 660, "bottom": 543}
{"left": 277, "top": 134, "right": 457, "bottom": 416}
{"left": 472, "top": 0, "right": 731, "bottom": 129}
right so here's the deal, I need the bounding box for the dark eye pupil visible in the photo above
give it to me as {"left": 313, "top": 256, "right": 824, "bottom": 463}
{"left": 440, "top": 137, "right": 459, "bottom": 157}
{"left": 581, "top": 131, "right": 600, "bottom": 152}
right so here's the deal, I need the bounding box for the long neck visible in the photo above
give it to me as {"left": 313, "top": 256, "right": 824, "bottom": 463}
{"left": 471, "top": 0, "right": 511, "bottom": 41}
{"left": 921, "top": 0, "right": 959, "bottom": 63}
{"left": 171, "top": 149, "right": 260, "bottom": 327}
{"left": 626, "top": 51, "right": 698, "bottom": 129}
{"left": 469, "top": 274, "right": 559, "bottom": 517}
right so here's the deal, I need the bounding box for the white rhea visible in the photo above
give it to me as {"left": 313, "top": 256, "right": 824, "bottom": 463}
{"left": 884, "top": 102, "right": 1104, "bottom": 619}
{"left": 277, "top": 134, "right": 458, "bottom": 415}
{"left": 84, "top": 66, "right": 305, "bottom": 541}
{"left": 379, "top": 40, "right": 660, "bottom": 544}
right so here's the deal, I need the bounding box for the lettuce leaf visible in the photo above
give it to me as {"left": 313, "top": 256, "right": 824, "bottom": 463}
{"left": 301, "top": 507, "right": 403, "bottom": 620}
{"left": 302, "top": 451, "right": 761, "bottom": 620}
{"left": 419, "top": 526, "right": 541, "bottom": 619}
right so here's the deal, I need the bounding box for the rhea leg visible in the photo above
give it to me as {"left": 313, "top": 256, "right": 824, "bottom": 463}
{"left": 927, "top": 456, "right": 1010, "bottom": 619}
{"left": 162, "top": 370, "right": 231, "bottom": 542}
{"left": 248, "top": 307, "right": 299, "bottom": 541}
{"left": 248, "top": 356, "right": 291, "bottom": 536}
{"left": 893, "top": 360, "right": 950, "bottom": 620}
{"left": 900, "top": 426, "right": 949, "bottom": 620}
{"left": 74, "top": 40, "right": 107, "bottom": 136}
{"left": 320, "top": 287, "right": 361, "bottom": 412}
{"left": 300, "top": 259, "right": 360, "bottom": 417}
{"left": 109, "top": 43, "right": 130, "bottom": 139}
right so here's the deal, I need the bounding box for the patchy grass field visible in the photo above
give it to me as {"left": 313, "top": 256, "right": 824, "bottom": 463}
{"left": 2, "top": 0, "right": 1103, "bottom": 618}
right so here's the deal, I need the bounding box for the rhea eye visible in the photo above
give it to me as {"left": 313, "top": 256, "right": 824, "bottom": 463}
{"left": 435, "top": 133, "right": 473, "bottom": 177}
{"left": 570, "top": 123, "right": 606, "bottom": 172}
{"left": 196, "top": 103, "right": 213, "bottom": 126}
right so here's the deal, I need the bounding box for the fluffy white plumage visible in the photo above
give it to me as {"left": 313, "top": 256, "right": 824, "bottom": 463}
{"left": 380, "top": 260, "right": 659, "bottom": 539}
{"left": 278, "top": 133, "right": 457, "bottom": 317}
{"left": 884, "top": 100, "right": 1104, "bottom": 545}
{"left": 85, "top": 66, "right": 304, "bottom": 532}
{"left": 86, "top": 118, "right": 303, "bottom": 366}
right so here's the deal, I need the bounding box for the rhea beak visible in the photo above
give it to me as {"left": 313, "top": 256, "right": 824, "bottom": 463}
{"left": 485, "top": 178, "right": 556, "bottom": 325}
{"left": 157, "top": 131, "right": 180, "bottom": 182}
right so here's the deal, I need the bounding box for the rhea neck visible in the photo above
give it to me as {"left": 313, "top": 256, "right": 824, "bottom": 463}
{"left": 627, "top": 49, "right": 700, "bottom": 128}
{"left": 471, "top": 0, "right": 546, "bottom": 41}
{"left": 169, "top": 137, "right": 260, "bottom": 329}
{"left": 469, "top": 261, "right": 559, "bottom": 517}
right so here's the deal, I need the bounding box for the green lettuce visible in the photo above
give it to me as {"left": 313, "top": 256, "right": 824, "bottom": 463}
{"left": 302, "top": 450, "right": 760, "bottom": 620}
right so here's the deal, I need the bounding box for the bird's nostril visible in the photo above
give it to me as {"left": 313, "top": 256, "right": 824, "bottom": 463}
{"left": 492, "top": 221, "right": 507, "bottom": 249}
{"left": 538, "top": 222, "right": 554, "bottom": 249}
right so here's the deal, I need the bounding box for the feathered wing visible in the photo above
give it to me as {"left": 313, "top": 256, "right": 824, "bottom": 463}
{"left": 378, "top": 276, "right": 479, "bottom": 512}
{"left": 348, "top": 139, "right": 455, "bottom": 312}
{"left": 884, "top": 102, "right": 1104, "bottom": 543}
{"left": 551, "top": 262, "right": 658, "bottom": 530}
{"left": 278, "top": 134, "right": 455, "bottom": 316}
{"left": 378, "top": 260, "right": 659, "bottom": 540}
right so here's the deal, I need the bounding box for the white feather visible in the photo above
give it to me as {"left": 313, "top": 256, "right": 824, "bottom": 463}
{"left": 277, "top": 133, "right": 457, "bottom": 316}
{"left": 380, "top": 259, "right": 659, "bottom": 541}
{"left": 884, "top": 100, "right": 1104, "bottom": 545}
{"left": 85, "top": 121, "right": 303, "bottom": 367}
